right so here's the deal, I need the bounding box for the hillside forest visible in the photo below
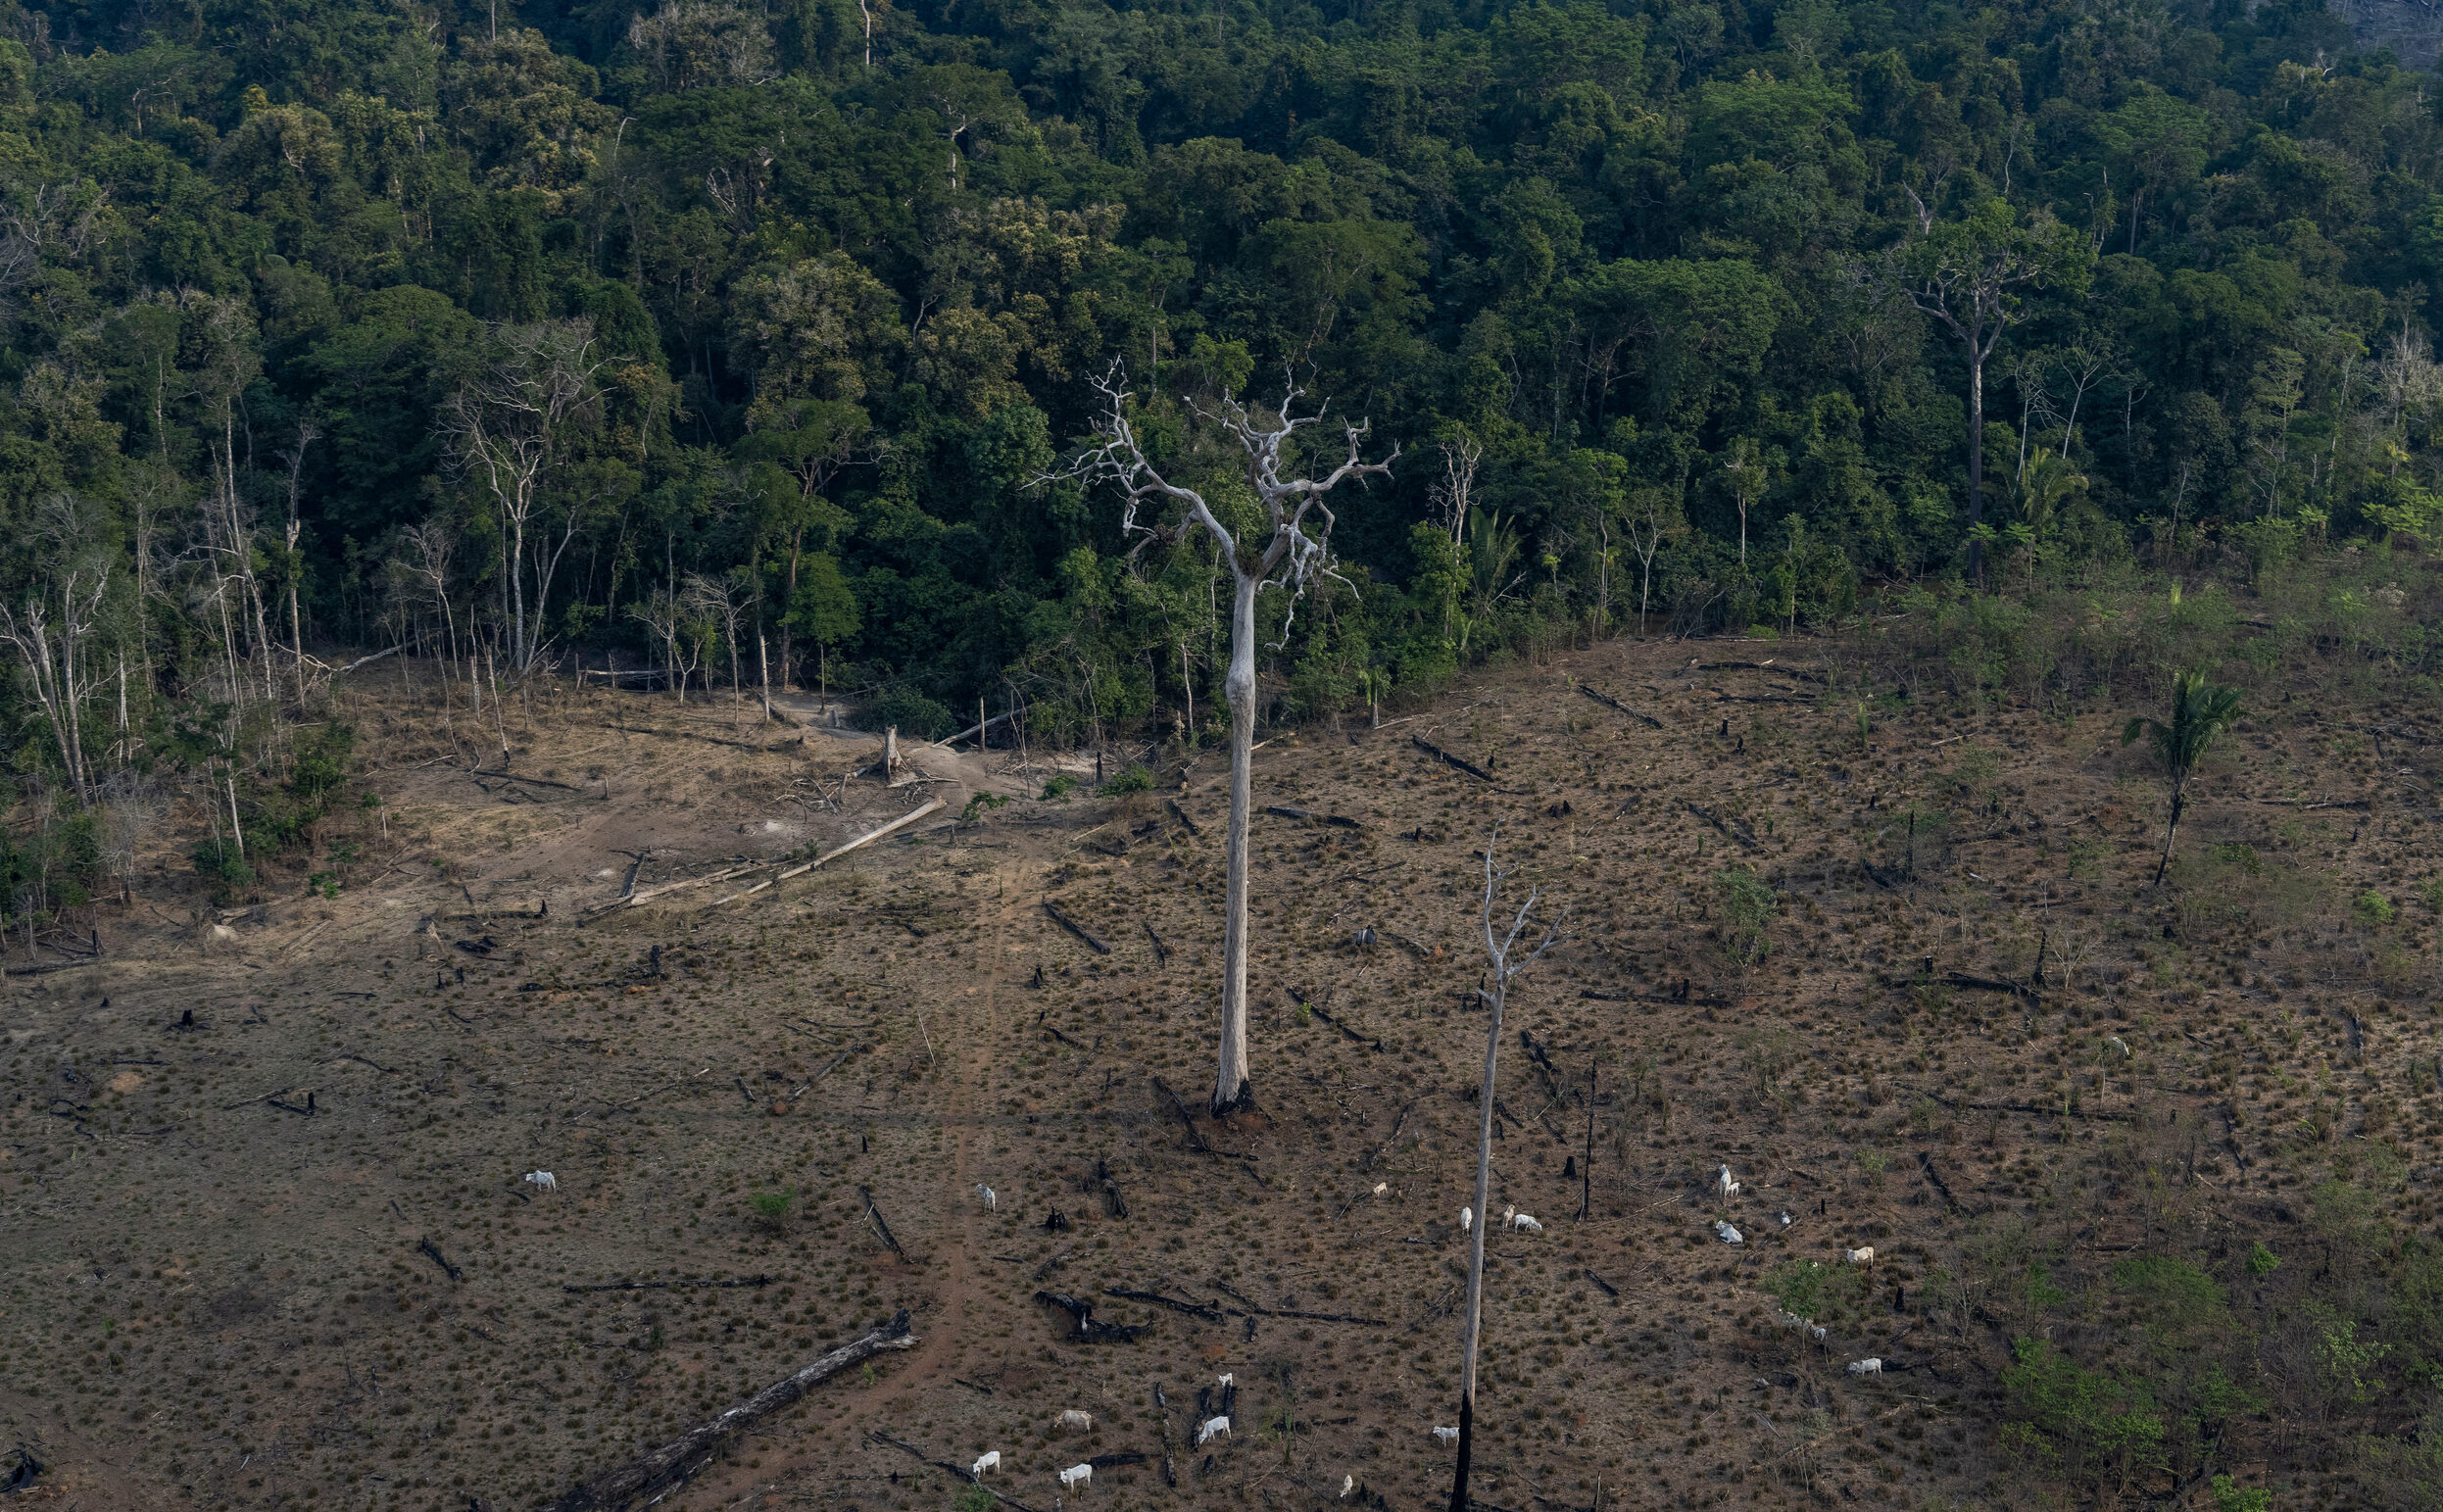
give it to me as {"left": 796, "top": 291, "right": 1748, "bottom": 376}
{"left": 1, "top": 0, "right": 2441, "bottom": 894}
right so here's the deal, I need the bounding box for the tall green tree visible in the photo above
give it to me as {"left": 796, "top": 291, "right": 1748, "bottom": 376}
{"left": 1884, "top": 199, "right": 2093, "bottom": 573}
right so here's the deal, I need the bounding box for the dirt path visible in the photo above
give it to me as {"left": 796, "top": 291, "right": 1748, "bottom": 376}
{"left": 687, "top": 863, "right": 1028, "bottom": 1505}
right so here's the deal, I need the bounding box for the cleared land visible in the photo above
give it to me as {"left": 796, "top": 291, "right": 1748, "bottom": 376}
{"left": 3, "top": 635, "right": 2437, "bottom": 1511}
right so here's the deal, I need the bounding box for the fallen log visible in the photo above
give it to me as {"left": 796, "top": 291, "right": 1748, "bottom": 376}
{"left": 1142, "top": 920, "right": 1170, "bottom": 963}
{"left": 1165, "top": 798, "right": 1201, "bottom": 836}
{"left": 446, "top": 901, "right": 548, "bottom": 921}
{"left": 1578, "top": 683, "right": 1663, "bottom": 728}
{"left": 1290, "top": 987, "right": 1383, "bottom": 1051}
{"left": 866, "top": 1432, "right": 1049, "bottom": 1512}
{"left": 1107, "top": 1287, "right": 1222, "bottom": 1322}
{"left": 1151, "top": 1075, "right": 1211, "bottom": 1152}
{"left": 708, "top": 797, "right": 949, "bottom": 907}
{"left": 1940, "top": 971, "right": 2037, "bottom": 1001}
{"left": 859, "top": 1186, "right": 908, "bottom": 1258}
{"left": 1926, "top": 1092, "right": 2132, "bottom": 1123}
{"left": 1149, "top": 1076, "right": 1249, "bottom": 1159}
{"left": 1582, "top": 1268, "right": 1619, "bottom": 1298}
{"left": 417, "top": 1237, "right": 463, "bottom": 1283}
{"left": 1043, "top": 1023, "right": 1092, "bottom": 1053}
{"left": 1035, "top": 1289, "right": 1150, "bottom": 1342}
{"left": 1269, "top": 1306, "right": 1388, "bottom": 1326}
{"left": 940, "top": 708, "right": 1016, "bottom": 748}
{"left": 1689, "top": 659, "right": 1827, "bottom": 684}
{"left": 466, "top": 769, "right": 585, "bottom": 792}
{"left": 1265, "top": 805, "right": 1364, "bottom": 829}
{"left": 1042, "top": 898, "right": 1112, "bottom": 953}
{"left": 1412, "top": 735, "right": 1497, "bottom": 785}
{"left": 1686, "top": 801, "right": 1759, "bottom": 851}
{"left": 562, "top": 1276, "right": 773, "bottom": 1294}
{"left": 547, "top": 1313, "right": 915, "bottom": 1511}
{"left": 1153, "top": 1380, "right": 1178, "bottom": 1488}
{"left": 1915, "top": 1152, "right": 1963, "bottom": 1215}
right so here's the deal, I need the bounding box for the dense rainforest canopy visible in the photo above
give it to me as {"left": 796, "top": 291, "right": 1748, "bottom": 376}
{"left": 0, "top": 0, "right": 2438, "bottom": 838}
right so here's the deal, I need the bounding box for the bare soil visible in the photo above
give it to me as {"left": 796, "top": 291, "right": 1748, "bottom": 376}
{"left": 3, "top": 638, "right": 2437, "bottom": 1512}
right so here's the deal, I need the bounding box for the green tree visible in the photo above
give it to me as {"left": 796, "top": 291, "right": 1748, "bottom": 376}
{"left": 787, "top": 552, "right": 859, "bottom": 706}
{"left": 2123, "top": 671, "right": 2243, "bottom": 886}
{"left": 1884, "top": 199, "right": 2094, "bottom": 574}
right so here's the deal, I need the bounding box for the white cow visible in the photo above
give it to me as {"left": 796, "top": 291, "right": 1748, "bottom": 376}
{"left": 1843, "top": 1246, "right": 1875, "bottom": 1266}
{"left": 1197, "top": 1415, "right": 1231, "bottom": 1445}
{"left": 1847, "top": 1358, "right": 1883, "bottom": 1376}
{"left": 1057, "top": 1463, "right": 1093, "bottom": 1494}
{"left": 1432, "top": 1426, "right": 1460, "bottom": 1446}
{"left": 975, "top": 1184, "right": 997, "bottom": 1212}
{"left": 523, "top": 1171, "right": 557, "bottom": 1193}
{"left": 1057, "top": 1409, "right": 1094, "bottom": 1432}
{"left": 1716, "top": 1164, "right": 1740, "bottom": 1198}
{"left": 973, "top": 1451, "right": 1001, "bottom": 1477}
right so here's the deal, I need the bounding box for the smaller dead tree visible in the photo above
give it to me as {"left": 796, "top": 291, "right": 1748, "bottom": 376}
{"left": 684, "top": 571, "right": 755, "bottom": 726}
{"left": 1451, "top": 832, "right": 1563, "bottom": 1512}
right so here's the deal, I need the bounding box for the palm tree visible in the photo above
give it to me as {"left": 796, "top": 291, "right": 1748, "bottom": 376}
{"left": 2123, "top": 670, "right": 2242, "bottom": 885}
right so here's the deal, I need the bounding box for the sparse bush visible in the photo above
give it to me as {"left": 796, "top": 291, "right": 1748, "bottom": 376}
{"left": 1099, "top": 764, "right": 1154, "bottom": 795}
{"left": 749, "top": 1188, "right": 797, "bottom": 1234}
{"left": 1711, "top": 867, "right": 1777, "bottom": 968}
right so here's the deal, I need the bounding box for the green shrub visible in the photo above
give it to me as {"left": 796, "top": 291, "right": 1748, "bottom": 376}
{"left": 1100, "top": 763, "right": 1154, "bottom": 795}
{"left": 1999, "top": 1337, "right": 2168, "bottom": 1493}
{"left": 749, "top": 1188, "right": 797, "bottom": 1233}
{"left": 190, "top": 839, "right": 256, "bottom": 897}
{"left": 1711, "top": 867, "right": 1777, "bottom": 966}
{"left": 864, "top": 688, "right": 954, "bottom": 740}
{"left": 1042, "top": 773, "right": 1077, "bottom": 801}
{"left": 2354, "top": 890, "right": 2396, "bottom": 925}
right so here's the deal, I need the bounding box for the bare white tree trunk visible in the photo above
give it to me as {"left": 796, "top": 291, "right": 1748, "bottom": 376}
{"left": 1215, "top": 573, "right": 1260, "bottom": 1107}
{"left": 1058, "top": 361, "right": 1395, "bottom": 1116}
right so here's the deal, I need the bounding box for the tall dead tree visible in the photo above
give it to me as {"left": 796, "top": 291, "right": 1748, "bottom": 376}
{"left": 439, "top": 319, "right": 604, "bottom": 673}
{"left": 0, "top": 548, "right": 110, "bottom": 809}
{"left": 1452, "top": 833, "right": 1561, "bottom": 1512}
{"left": 1061, "top": 361, "right": 1393, "bottom": 1113}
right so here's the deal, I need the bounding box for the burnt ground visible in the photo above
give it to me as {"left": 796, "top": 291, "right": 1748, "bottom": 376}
{"left": 2, "top": 635, "right": 2438, "bottom": 1512}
